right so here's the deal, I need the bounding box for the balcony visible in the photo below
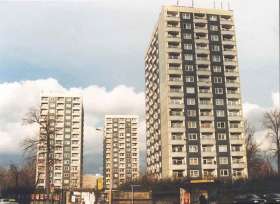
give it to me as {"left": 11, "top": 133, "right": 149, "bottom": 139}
{"left": 199, "top": 103, "right": 213, "bottom": 109}
{"left": 196, "top": 57, "right": 210, "bottom": 65}
{"left": 201, "top": 138, "right": 215, "bottom": 144}
{"left": 194, "top": 26, "right": 208, "bottom": 33}
{"left": 166, "top": 22, "right": 180, "bottom": 32}
{"left": 224, "top": 58, "right": 237, "bottom": 66}
{"left": 226, "top": 81, "right": 240, "bottom": 88}
{"left": 172, "top": 152, "right": 186, "bottom": 157}
{"left": 166, "top": 13, "right": 179, "bottom": 21}
{"left": 227, "top": 104, "right": 241, "bottom": 110}
{"left": 232, "top": 163, "right": 246, "bottom": 169}
{"left": 223, "top": 39, "right": 235, "bottom": 45}
{"left": 200, "top": 126, "right": 215, "bottom": 133}
{"left": 197, "top": 80, "right": 211, "bottom": 87}
{"left": 201, "top": 151, "right": 216, "bottom": 157}
{"left": 223, "top": 48, "right": 237, "bottom": 55}
{"left": 198, "top": 92, "right": 212, "bottom": 98}
{"left": 197, "top": 68, "right": 211, "bottom": 75}
{"left": 202, "top": 164, "right": 217, "bottom": 169}
{"left": 225, "top": 68, "right": 239, "bottom": 77}
{"left": 227, "top": 92, "right": 240, "bottom": 98}
{"left": 230, "top": 138, "right": 244, "bottom": 145}
{"left": 196, "top": 48, "right": 210, "bottom": 54}
{"left": 221, "top": 29, "right": 235, "bottom": 35}
{"left": 231, "top": 151, "right": 245, "bottom": 157}
{"left": 199, "top": 115, "right": 214, "bottom": 121}
{"left": 195, "top": 37, "right": 209, "bottom": 44}
{"left": 220, "top": 16, "right": 234, "bottom": 25}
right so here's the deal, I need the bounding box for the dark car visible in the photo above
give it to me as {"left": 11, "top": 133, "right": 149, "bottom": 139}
{"left": 233, "top": 194, "right": 267, "bottom": 204}
{"left": 261, "top": 194, "right": 280, "bottom": 204}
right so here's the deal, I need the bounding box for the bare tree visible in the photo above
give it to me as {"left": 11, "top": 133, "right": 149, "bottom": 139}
{"left": 263, "top": 108, "right": 280, "bottom": 175}
{"left": 22, "top": 107, "right": 59, "bottom": 194}
{"left": 244, "top": 120, "right": 262, "bottom": 178}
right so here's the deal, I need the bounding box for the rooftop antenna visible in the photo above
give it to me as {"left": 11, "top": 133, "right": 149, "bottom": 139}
{"left": 214, "top": 0, "right": 216, "bottom": 8}
{"left": 228, "top": 0, "right": 231, "bottom": 10}
{"left": 221, "top": 0, "right": 223, "bottom": 9}
{"left": 192, "top": 0, "right": 194, "bottom": 7}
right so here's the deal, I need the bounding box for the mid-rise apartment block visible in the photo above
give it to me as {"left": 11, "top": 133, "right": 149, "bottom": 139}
{"left": 36, "top": 94, "right": 84, "bottom": 189}
{"left": 103, "top": 115, "right": 139, "bottom": 189}
{"left": 145, "top": 5, "right": 248, "bottom": 180}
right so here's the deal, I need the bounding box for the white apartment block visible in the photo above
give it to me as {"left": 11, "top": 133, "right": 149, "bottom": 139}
{"left": 36, "top": 94, "right": 83, "bottom": 190}
{"left": 103, "top": 115, "right": 139, "bottom": 189}
{"left": 145, "top": 5, "right": 248, "bottom": 180}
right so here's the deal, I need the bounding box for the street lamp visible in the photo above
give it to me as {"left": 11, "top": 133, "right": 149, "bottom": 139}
{"left": 130, "top": 185, "right": 141, "bottom": 204}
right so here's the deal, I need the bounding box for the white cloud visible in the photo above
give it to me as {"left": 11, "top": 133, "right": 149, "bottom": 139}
{"left": 243, "top": 91, "right": 280, "bottom": 150}
{"left": 0, "top": 78, "right": 145, "bottom": 159}
{"left": 0, "top": 78, "right": 278, "bottom": 171}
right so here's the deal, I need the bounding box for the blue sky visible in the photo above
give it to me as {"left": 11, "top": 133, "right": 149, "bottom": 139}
{"left": 0, "top": 0, "right": 278, "bottom": 104}
{"left": 0, "top": 0, "right": 279, "bottom": 173}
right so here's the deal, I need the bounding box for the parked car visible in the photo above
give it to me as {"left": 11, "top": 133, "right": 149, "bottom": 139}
{"left": 261, "top": 194, "right": 280, "bottom": 204}
{"left": 0, "top": 199, "right": 18, "bottom": 204}
{"left": 233, "top": 194, "right": 267, "bottom": 204}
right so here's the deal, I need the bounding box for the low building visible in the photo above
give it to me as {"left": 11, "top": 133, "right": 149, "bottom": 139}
{"left": 82, "top": 174, "right": 103, "bottom": 190}
{"left": 112, "top": 191, "right": 152, "bottom": 204}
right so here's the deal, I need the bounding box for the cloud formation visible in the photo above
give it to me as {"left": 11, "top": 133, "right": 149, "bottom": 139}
{"left": 243, "top": 92, "right": 279, "bottom": 150}
{"left": 0, "top": 78, "right": 145, "bottom": 172}
{"left": 0, "top": 0, "right": 278, "bottom": 104}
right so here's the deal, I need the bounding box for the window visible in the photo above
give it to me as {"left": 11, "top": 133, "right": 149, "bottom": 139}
{"left": 190, "top": 158, "right": 199, "bottom": 165}
{"left": 186, "top": 87, "right": 195, "bottom": 94}
{"left": 184, "top": 44, "right": 193, "bottom": 50}
{"left": 232, "top": 145, "right": 242, "bottom": 152}
{"left": 189, "top": 145, "right": 198, "bottom": 153}
{"left": 216, "top": 110, "right": 225, "bottom": 117}
{"left": 233, "top": 169, "right": 243, "bottom": 177}
{"left": 183, "top": 23, "right": 192, "bottom": 29}
{"left": 172, "top": 133, "right": 183, "bottom": 140}
{"left": 209, "top": 15, "right": 218, "bottom": 21}
{"left": 187, "top": 98, "right": 196, "bottom": 105}
{"left": 203, "top": 157, "right": 214, "bottom": 165}
{"left": 220, "top": 169, "right": 229, "bottom": 177}
{"left": 188, "top": 121, "right": 197, "bottom": 128}
{"left": 185, "top": 54, "right": 193, "bottom": 61}
{"left": 211, "top": 35, "right": 219, "bottom": 41}
{"left": 187, "top": 110, "right": 196, "bottom": 117}
{"left": 219, "top": 145, "right": 228, "bottom": 152}
{"left": 214, "top": 77, "right": 223, "bottom": 83}
{"left": 210, "top": 25, "right": 219, "bottom": 31}
{"left": 215, "top": 88, "right": 223, "bottom": 94}
{"left": 219, "top": 157, "right": 229, "bottom": 165}
{"left": 182, "top": 13, "right": 191, "bottom": 19}
{"left": 186, "top": 76, "right": 194, "bottom": 82}
{"left": 212, "top": 45, "right": 220, "bottom": 52}
{"left": 185, "top": 65, "right": 194, "bottom": 71}
{"left": 189, "top": 133, "right": 197, "bottom": 140}
{"left": 213, "top": 66, "right": 222, "bottom": 72}
{"left": 212, "top": 55, "right": 221, "bottom": 62}
{"left": 183, "top": 33, "right": 192, "bottom": 39}
{"left": 215, "top": 99, "right": 224, "bottom": 105}
{"left": 218, "top": 133, "right": 226, "bottom": 140}
{"left": 190, "top": 170, "right": 200, "bottom": 178}
{"left": 217, "top": 122, "right": 226, "bottom": 129}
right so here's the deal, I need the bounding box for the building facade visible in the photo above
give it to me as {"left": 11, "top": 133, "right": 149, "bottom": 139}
{"left": 103, "top": 115, "right": 139, "bottom": 189}
{"left": 36, "top": 94, "right": 84, "bottom": 190}
{"left": 145, "top": 5, "right": 248, "bottom": 180}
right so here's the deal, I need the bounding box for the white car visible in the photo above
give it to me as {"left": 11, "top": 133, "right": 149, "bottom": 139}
{"left": 0, "top": 199, "right": 19, "bottom": 204}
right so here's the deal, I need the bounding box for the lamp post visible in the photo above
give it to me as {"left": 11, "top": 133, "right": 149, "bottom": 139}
{"left": 130, "top": 185, "right": 141, "bottom": 204}
{"left": 96, "top": 128, "right": 113, "bottom": 204}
